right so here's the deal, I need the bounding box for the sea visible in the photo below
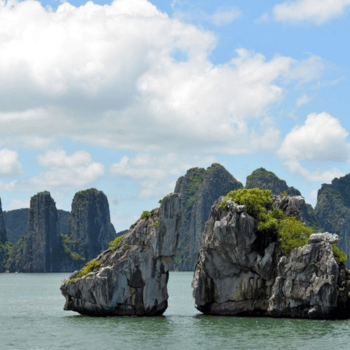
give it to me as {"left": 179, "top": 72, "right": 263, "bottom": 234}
{"left": 1, "top": 271, "right": 350, "bottom": 350}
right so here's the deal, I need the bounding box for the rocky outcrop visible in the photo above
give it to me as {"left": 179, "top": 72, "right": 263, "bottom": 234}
{"left": 61, "top": 193, "right": 181, "bottom": 316}
{"left": 61, "top": 188, "right": 116, "bottom": 271}
{"left": 3, "top": 208, "right": 69, "bottom": 244}
{"left": 174, "top": 163, "right": 243, "bottom": 271}
{"left": 9, "top": 191, "right": 64, "bottom": 272}
{"left": 0, "top": 198, "right": 8, "bottom": 272}
{"left": 269, "top": 233, "right": 341, "bottom": 319}
{"left": 315, "top": 177, "right": 350, "bottom": 268}
{"left": 246, "top": 168, "right": 321, "bottom": 232}
{"left": 192, "top": 193, "right": 350, "bottom": 319}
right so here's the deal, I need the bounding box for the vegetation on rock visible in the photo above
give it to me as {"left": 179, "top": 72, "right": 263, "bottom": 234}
{"left": 108, "top": 234, "right": 124, "bottom": 250}
{"left": 75, "top": 259, "right": 101, "bottom": 278}
{"left": 62, "top": 234, "right": 85, "bottom": 261}
{"left": 0, "top": 241, "right": 13, "bottom": 269}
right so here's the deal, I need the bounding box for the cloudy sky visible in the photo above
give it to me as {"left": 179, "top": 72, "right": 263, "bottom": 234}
{"left": 0, "top": 0, "right": 349, "bottom": 232}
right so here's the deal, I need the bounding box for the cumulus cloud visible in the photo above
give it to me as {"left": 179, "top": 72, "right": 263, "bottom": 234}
{"left": 273, "top": 0, "right": 350, "bottom": 24}
{"left": 30, "top": 149, "right": 104, "bottom": 188}
{"left": 283, "top": 160, "right": 344, "bottom": 182}
{"left": 0, "top": 0, "right": 326, "bottom": 155}
{"left": 0, "top": 149, "right": 23, "bottom": 175}
{"left": 279, "top": 112, "right": 350, "bottom": 162}
{"left": 110, "top": 152, "right": 217, "bottom": 198}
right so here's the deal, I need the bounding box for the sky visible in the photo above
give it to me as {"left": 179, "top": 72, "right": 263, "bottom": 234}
{"left": 0, "top": 0, "right": 350, "bottom": 232}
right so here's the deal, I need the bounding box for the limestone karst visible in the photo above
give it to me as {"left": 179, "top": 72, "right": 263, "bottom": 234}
{"left": 61, "top": 193, "right": 181, "bottom": 316}
{"left": 0, "top": 198, "right": 8, "bottom": 273}
{"left": 173, "top": 163, "right": 243, "bottom": 271}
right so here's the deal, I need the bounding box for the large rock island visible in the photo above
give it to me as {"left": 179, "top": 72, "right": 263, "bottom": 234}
{"left": 61, "top": 193, "right": 181, "bottom": 316}
{"left": 192, "top": 189, "right": 350, "bottom": 319}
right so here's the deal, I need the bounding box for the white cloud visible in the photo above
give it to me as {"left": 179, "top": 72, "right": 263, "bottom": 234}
{"left": 110, "top": 152, "right": 217, "bottom": 198}
{"left": 210, "top": 7, "right": 242, "bottom": 25}
{"left": 283, "top": 160, "right": 344, "bottom": 182}
{"left": 296, "top": 94, "right": 312, "bottom": 107}
{"left": 6, "top": 198, "right": 30, "bottom": 210}
{"left": 0, "top": 149, "right": 22, "bottom": 175}
{"left": 273, "top": 0, "right": 350, "bottom": 24}
{"left": 278, "top": 112, "right": 350, "bottom": 162}
{"left": 29, "top": 149, "right": 104, "bottom": 188}
{"left": 0, "top": 0, "right": 326, "bottom": 156}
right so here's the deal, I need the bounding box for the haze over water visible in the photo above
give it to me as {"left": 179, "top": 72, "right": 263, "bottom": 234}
{"left": 1, "top": 272, "right": 349, "bottom": 350}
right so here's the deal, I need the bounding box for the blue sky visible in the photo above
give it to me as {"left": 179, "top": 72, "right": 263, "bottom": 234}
{"left": 0, "top": 0, "right": 350, "bottom": 232}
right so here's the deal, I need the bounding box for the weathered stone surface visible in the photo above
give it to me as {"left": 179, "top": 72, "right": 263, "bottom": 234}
{"left": 174, "top": 163, "right": 243, "bottom": 271}
{"left": 3, "top": 208, "right": 69, "bottom": 244}
{"left": 315, "top": 178, "right": 350, "bottom": 268}
{"left": 0, "top": 198, "right": 8, "bottom": 272}
{"left": 192, "top": 196, "right": 286, "bottom": 316}
{"left": 9, "top": 191, "right": 64, "bottom": 272}
{"left": 61, "top": 188, "right": 116, "bottom": 272}
{"left": 272, "top": 195, "right": 305, "bottom": 221}
{"left": 268, "top": 233, "right": 340, "bottom": 319}
{"left": 61, "top": 193, "right": 181, "bottom": 316}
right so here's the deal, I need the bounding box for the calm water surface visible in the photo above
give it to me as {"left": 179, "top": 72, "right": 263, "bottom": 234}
{"left": 1, "top": 272, "right": 350, "bottom": 349}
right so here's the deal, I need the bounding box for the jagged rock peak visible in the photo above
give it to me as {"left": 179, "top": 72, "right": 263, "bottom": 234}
{"left": 173, "top": 163, "right": 243, "bottom": 271}
{"left": 246, "top": 168, "right": 301, "bottom": 196}
{"left": 9, "top": 191, "right": 62, "bottom": 272}
{"left": 61, "top": 193, "right": 181, "bottom": 316}
{"left": 66, "top": 188, "right": 116, "bottom": 268}
{"left": 268, "top": 232, "right": 340, "bottom": 319}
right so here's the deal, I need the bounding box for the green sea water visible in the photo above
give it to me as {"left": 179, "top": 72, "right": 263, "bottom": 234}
{"left": 1, "top": 272, "right": 350, "bottom": 350}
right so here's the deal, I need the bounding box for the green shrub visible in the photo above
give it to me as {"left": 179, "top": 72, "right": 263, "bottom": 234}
{"left": 280, "top": 191, "right": 288, "bottom": 197}
{"left": 0, "top": 241, "right": 13, "bottom": 269}
{"left": 76, "top": 259, "right": 101, "bottom": 278}
{"left": 108, "top": 235, "right": 124, "bottom": 250}
{"left": 332, "top": 244, "right": 347, "bottom": 264}
{"left": 220, "top": 188, "right": 284, "bottom": 233}
{"left": 278, "top": 216, "right": 313, "bottom": 256}
{"left": 141, "top": 211, "right": 150, "bottom": 219}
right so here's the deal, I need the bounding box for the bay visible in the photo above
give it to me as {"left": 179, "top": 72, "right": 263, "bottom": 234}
{"left": 1, "top": 272, "right": 350, "bottom": 350}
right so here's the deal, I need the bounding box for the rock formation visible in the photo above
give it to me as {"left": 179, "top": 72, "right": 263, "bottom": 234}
{"left": 315, "top": 175, "right": 350, "bottom": 268}
{"left": 192, "top": 194, "right": 350, "bottom": 319}
{"left": 0, "top": 198, "right": 8, "bottom": 272}
{"left": 61, "top": 193, "right": 181, "bottom": 316}
{"left": 174, "top": 163, "right": 243, "bottom": 270}
{"left": 246, "top": 167, "right": 322, "bottom": 232}
{"left": 9, "top": 191, "right": 64, "bottom": 272}
{"left": 3, "top": 208, "right": 69, "bottom": 244}
{"left": 61, "top": 188, "right": 116, "bottom": 271}
{"left": 269, "top": 233, "right": 341, "bottom": 319}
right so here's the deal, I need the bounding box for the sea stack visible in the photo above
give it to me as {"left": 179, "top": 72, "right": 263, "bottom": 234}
{"left": 61, "top": 193, "right": 181, "bottom": 316}
{"left": 9, "top": 191, "right": 63, "bottom": 272}
{"left": 61, "top": 188, "right": 116, "bottom": 271}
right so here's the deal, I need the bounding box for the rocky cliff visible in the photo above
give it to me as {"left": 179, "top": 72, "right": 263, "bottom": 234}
{"left": 9, "top": 191, "right": 64, "bottom": 272}
{"left": 0, "top": 198, "right": 8, "bottom": 272}
{"left": 3, "top": 208, "right": 69, "bottom": 244}
{"left": 246, "top": 168, "right": 322, "bottom": 232}
{"left": 61, "top": 188, "right": 116, "bottom": 271}
{"left": 61, "top": 193, "right": 181, "bottom": 316}
{"left": 192, "top": 193, "right": 350, "bottom": 319}
{"left": 315, "top": 175, "right": 350, "bottom": 268}
{"left": 173, "top": 163, "right": 243, "bottom": 270}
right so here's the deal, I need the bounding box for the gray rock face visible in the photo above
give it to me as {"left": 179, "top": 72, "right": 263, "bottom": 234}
{"left": 268, "top": 233, "right": 339, "bottom": 319}
{"left": 61, "top": 193, "right": 181, "bottom": 316}
{"left": 61, "top": 188, "right": 116, "bottom": 271}
{"left": 315, "top": 179, "right": 350, "bottom": 268}
{"left": 174, "top": 163, "right": 243, "bottom": 271}
{"left": 9, "top": 191, "right": 63, "bottom": 272}
{"left": 3, "top": 208, "right": 69, "bottom": 244}
{"left": 192, "top": 196, "right": 284, "bottom": 316}
{"left": 0, "top": 198, "right": 8, "bottom": 272}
